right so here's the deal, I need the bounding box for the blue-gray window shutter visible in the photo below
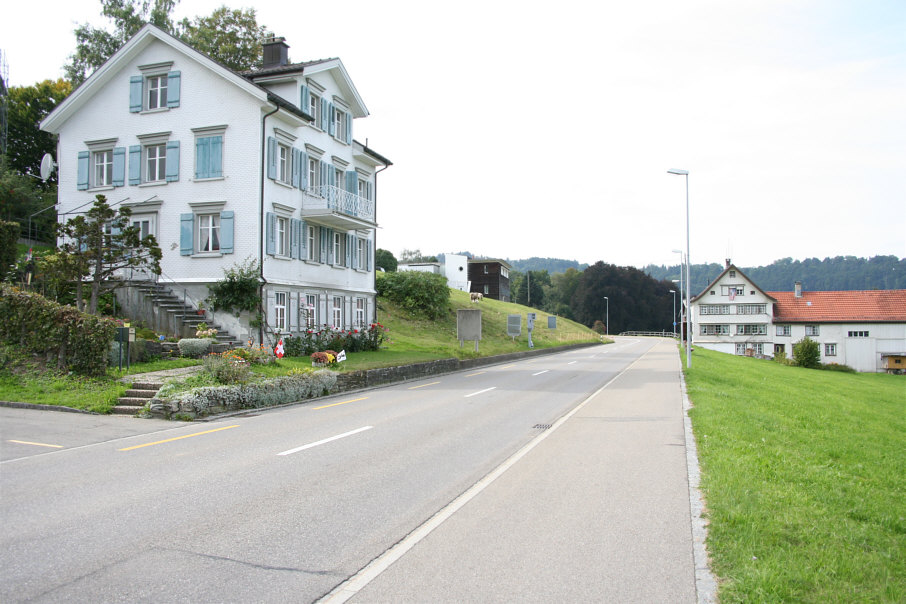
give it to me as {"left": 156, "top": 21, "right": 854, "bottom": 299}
{"left": 180, "top": 213, "right": 194, "bottom": 255}
{"left": 320, "top": 98, "right": 329, "bottom": 130}
{"left": 346, "top": 233, "right": 353, "bottom": 267}
{"left": 128, "top": 145, "right": 141, "bottom": 184}
{"left": 292, "top": 148, "right": 301, "bottom": 188}
{"left": 366, "top": 181, "right": 373, "bottom": 200}
{"left": 266, "top": 212, "right": 276, "bottom": 255}
{"left": 327, "top": 229, "right": 334, "bottom": 264}
{"left": 328, "top": 102, "right": 336, "bottom": 136}
{"left": 167, "top": 71, "right": 180, "bottom": 107}
{"left": 165, "top": 140, "right": 180, "bottom": 182}
{"left": 345, "top": 111, "right": 352, "bottom": 144}
{"left": 220, "top": 211, "right": 234, "bottom": 254}
{"left": 266, "top": 136, "right": 276, "bottom": 180}
{"left": 290, "top": 218, "right": 301, "bottom": 259}
{"left": 129, "top": 76, "right": 143, "bottom": 112}
{"left": 195, "top": 137, "right": 209, "bottom": 179}
{"left": 112, "top": 147, "right": 126, "bottom": 187}
{"left": 366, "top": 239, "right": 372, "bottom": 271}
{"left": 300, "top": 152, "right": 309, "bottom": 189}
{"left": 77, "top": 151, "right": 89, "bottom": 190}
{"left": 319, "top": 226, "right": 328, "bottom": 263}
{"left": 345, "top": 170, "right": 357, "bottom": 194}
{"left": 301, "top": 85, "right": 310, "bottom": 114}
{"left": 210, "top": 136, "right": 222, "bottom": 177}
{"left": 319, "top": 161, "right": 328, "bottom": 193}
{"left": 300, "top": 219, "right": 307, "bottom": 256}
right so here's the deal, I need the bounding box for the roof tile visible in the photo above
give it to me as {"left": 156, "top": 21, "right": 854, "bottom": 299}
{"left": 769, "top": 290, "right": 906, "bottom": 323}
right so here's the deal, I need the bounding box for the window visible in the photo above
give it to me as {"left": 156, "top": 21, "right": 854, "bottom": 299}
{"left": 332, "top": 296, "right": 343, "bottom": 329}
{"left": 308, "top": 157, "right": 320, "bottom": 190}
{"left": 147, "top": 75, "right": 167, "bottom": 109}
{"left": 483, "top": 285, "right": 489, "bottom": 295}
{"left": 333, "top": 232, "right": 345, "bottom": 266}
{"left": 276, "top": 216, "right": 288, "bottom": 257}
{"left": 93, "top": 150, "right": 113, "bottom": 187}
{"left": 357, "top": 237, "right": 366, "bottom": 270}
{"left": 355, "top": 298, "right": 365, "bottom": 327}
{"left": 776, "top": 325, "right": 791, "bottom": 336}
{"left": 848, "top": 330, "right": 869, "bottom": 338}
{"left": 721, "top": 285, "right": 744, "bottom": 298}
{"left": 501, "top": 267, "right": 509, "bottom": 278}
{"left": 146, "top": 144, "right": 166, "bottom": 182}
{"left": 307, "top": 225, "right": 318, "bottom": 261}
{"left": 194, "top": 132, "right": 224, "bottom": 179}
{"left": 805, "top": 325, "right": 820, "bottom": 336}
{"left": 700, "top": 324, "right": 730, "bottom": 335}
{"left": 729, "top": 270, "right": 736, "bottom": 278}
{"left": 132, "top": 216, "right": 154, "bottom": 239}
{"left": 309, "top": 93, "right": 321, "bottom": 128}
{"left": 483, "top": 265, "right": 488, "bottom": 274}
{"left": 736, "top": 304, "right": 766, "bottom": 315}
{"left": 736, "top": 343, "right": 764, "bottom": 355}
{"left": 198, "top": 214, "right": 220, "bottom": 252}
{"left": 278, "top": 144, "right": 291, "bottom": 184}
{"left": 274, "top": 292, "right": 287, "bottom": 332}
{"left": 736, "top": 324, "right": 767, "bottom": 335}
{"left": 180, "top": 208, "right": 233, "bottom": 256}
{"left": 303, "top": 294, "right": 317, "bottom": 329}
{"left": 825, "top": 343, "right": 837, "bottom": 356}
{"left": 333, "top": 107, "right": 349, "bottom": 142}
{"left": 700, "top": 304, "right": 730, "bottom": 315}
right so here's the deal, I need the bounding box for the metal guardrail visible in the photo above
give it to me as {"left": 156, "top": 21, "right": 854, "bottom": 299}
{"left": 619, "top": 331, "right": 679, "bottom": 338}
{"left": 306, "top": 185, "right": 374, "bottom": 222}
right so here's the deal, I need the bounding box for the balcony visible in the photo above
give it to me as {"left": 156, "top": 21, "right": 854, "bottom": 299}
{"left": 302, "top": 185, "right": 375, "bottom": 230}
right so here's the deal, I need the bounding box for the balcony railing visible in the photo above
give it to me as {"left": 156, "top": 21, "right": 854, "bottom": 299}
{"left": 304, "top": 185, "right": 375, "bottom": 223}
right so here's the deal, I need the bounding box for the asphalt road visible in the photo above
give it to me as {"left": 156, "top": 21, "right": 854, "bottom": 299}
{"left": 1, "top": 337, "right": 701, "bottom": 603}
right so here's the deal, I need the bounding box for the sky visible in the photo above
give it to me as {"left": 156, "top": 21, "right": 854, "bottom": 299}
{"left": 2, "top": 0, "right": 904, "bottom": 270}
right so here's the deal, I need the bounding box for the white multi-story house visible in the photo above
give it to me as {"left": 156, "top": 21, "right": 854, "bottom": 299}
{"left": 691, "top": 263, "right": 906, "bottom": 372}
{"left": 41, "top": 25, "right": 391, "bottom": 344}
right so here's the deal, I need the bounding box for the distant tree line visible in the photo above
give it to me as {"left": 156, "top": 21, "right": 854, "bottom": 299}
{"left": 643, "top": 255, "right": 906, "bottom": 293}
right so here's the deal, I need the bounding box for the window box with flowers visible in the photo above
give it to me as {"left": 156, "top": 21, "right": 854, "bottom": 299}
{"left": 311, "top": 350, "right": 338, "bottom": 367}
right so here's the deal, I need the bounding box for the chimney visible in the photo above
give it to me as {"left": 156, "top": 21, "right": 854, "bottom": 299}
{"left": 725, "top": 258, "right": 731, "bottom": 269}
{"left": 262, "top": 36, "right": 289, "bottom": 69}
{"left": 794, "top": 281, "right": 802, "bottom": 298}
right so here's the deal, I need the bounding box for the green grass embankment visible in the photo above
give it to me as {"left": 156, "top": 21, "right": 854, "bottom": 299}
{"left": 685, "top": 348, "right": 905, "bottom": 602}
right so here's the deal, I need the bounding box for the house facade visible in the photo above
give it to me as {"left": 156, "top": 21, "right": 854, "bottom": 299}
{"left": 468, "top": 258, "right": 511, "bottom": 302}
{"left": 691, "top": 263, "right": 906, "bottom": 372}
{"left": 41, "top": 26, "right": 390, "bottom": 344}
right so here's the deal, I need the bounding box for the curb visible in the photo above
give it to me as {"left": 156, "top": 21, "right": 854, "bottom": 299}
{"left": 0, "top": 401, "right": 95, "bottom": 414}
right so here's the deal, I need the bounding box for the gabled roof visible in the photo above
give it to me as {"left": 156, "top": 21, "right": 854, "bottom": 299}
{"left": 691, "top": 264, "right": 776, "bottom": 303}
{"left": 769, "top": 290, "right": 906, "bottom": 323}
{"left": 41, "top": 24, "right": 314, "bottom": 133}
{"left": 244, "top": 57, "right": 369, "bottom": 118}
{"left": 468, "top": 258, "right": 513, "bottom": 269}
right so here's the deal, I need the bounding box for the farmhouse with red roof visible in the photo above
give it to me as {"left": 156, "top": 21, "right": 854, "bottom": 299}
{"left": 691, "top": 262, "right": 906, "bottom": 372}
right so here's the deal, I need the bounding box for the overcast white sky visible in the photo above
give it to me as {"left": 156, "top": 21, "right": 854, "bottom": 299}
{"left": 3, "top": 0, "right": 904, "bottom": 269}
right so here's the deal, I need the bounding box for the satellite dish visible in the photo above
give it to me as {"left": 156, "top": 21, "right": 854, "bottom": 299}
{"left": 39, "top": 153, "right": 56, "bottom": 181}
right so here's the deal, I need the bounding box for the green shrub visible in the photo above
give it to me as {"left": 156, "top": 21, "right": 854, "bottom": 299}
{"left": 230, "top": 344, "right": 276, "bottom": 365}
{"left": 821, "top": 362, "right": 856, "bottom": 373}
{"left": 177, "top": 338, "right": 213, "bottom": 358}
{"left": 203, "top": 350, "right": 252, "bottom": 384}
{"left": 376, "top": 271, "right": 449, "bottom": 319}
{"left": 0, "top": 220, "right": 19, "bottom": 282}
{"left": 284, "top": 323, "right": 388, "bottom": 357}
{"left": 793, "top": 336, "right": 821, "bottom": 369}
{"left": 0, "top": 284, "right": 115, "bottom": 376}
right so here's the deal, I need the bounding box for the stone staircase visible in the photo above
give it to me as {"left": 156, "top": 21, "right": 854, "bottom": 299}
{"left": 135, "top": 282, "right": 239, "bottom": 346}
{"left": 113, "top": 381, "right": 161, "bottom": 415}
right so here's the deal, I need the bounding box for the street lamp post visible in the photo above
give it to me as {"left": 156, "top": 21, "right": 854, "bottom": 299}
{"left": 670, "top": 290, "right": 677, "bottom": 336}
{"left": 668, "top": 169, "right": 691, "bottom": 368}
{"left": 603, "top": 296, "right": 609, "bottom": 335}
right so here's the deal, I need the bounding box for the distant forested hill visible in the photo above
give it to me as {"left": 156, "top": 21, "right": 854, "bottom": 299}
{"left": 643, "top": 255, "right": 906, "bottom": 293}
{"left": 509, "top": 257, "right": 589, "bottom": 274}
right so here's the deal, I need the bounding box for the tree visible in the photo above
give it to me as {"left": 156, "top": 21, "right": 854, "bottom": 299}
{"left": 4, "top": 79, "right": 72, "bottom": 181}
{"left": 513, "top": 269, "right": 549, "bottom": 308}
{"left": 0, "top": 156, "right": 56, "bottom": 244}
{"left": 56, "top": 194, "right": 162, "bottom": 314}
{"left": 399, "top": 249, "right": 437, "bottom": 263}
{"left": 0, "top": 220, "right": 18, "bottom": 281}
{"left": 374, "top": 248, "right": 398, "bottom": 272}
{"left": 177, "top": 7, "right": 266, "bottom": 72}
{"left": 792, "top": 337, "right": 821, "bottom": 369}
{"left": 571, "top": 262, "right": 674, "bottom": 334}
{"left": 65, "top": 0, "right": 268, "bottom": 85}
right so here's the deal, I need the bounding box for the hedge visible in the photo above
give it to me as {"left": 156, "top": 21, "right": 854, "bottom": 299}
{"left": 0, "top": 284, "right": 116, "bottom": 376}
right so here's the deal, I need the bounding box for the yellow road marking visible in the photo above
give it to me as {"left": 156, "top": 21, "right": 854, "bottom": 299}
{"left": 118, "top": 425, "right": 239, "bottom": 451}
{"left": 9, "top": 440, "right": 64, "bottom": 449}
{"left": 500, "top": 364, "right": 516, "bottom": 369}
{"left": 409, "top": 381, "right": 440, "bottom": 390}
{"left": 466, "top": 371, "right": 485, "bottom": 377}
{"left": 313, "top": 397, "right": 368, "bottom": 410}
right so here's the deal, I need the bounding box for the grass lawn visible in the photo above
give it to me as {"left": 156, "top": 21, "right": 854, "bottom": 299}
{"left": 685, "top": 347, "right": 905, "bottom": 602}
